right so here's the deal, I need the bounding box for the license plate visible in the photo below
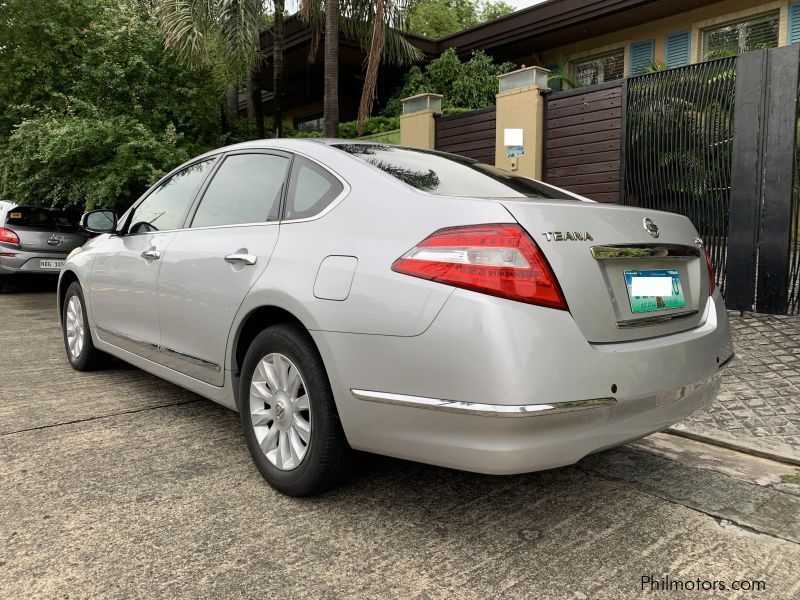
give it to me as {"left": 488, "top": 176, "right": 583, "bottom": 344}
{"left": 624, "top": 269, "right": 686, "bottom": 313}
{"left": 40, "top": 259, "right": 65, "bottom": 270}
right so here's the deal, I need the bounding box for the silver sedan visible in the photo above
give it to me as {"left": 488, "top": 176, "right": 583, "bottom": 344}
{"left": 58, "top": 139, "right": 734, "bottom": 496}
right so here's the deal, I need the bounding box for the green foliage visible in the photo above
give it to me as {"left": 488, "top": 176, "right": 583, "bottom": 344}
{"left": 338, "top": 116, "right": 400, "bottom": 138}
{"left": 383, "top": 48, "right": 515, "bottom": 115}
{"left": 0, "top": 109, "right": 188, "bottom": 211}
{"left": 0, "top": 0, "right": 221, "bottom": 211}
{"left": 478, "top": 1, "right": 514, "bottom": 22}
{"left": 404, "top": 0, "right": 515, "bottom": 39}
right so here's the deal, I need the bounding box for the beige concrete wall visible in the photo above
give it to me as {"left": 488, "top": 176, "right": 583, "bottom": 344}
{"left": 494, "top": 86, "right": 545, "bottom": 179}
{"left": 534, "top": 0, "right": 787, "bottom": 75}
{"left": 400, "top": 110, "right": 437, "bottom": 149}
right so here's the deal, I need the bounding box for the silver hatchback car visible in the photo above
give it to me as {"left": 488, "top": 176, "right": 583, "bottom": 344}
{"left": 59, "top": 140, "right": 733, "bottom": 495}
{"left": 0, "top": 201, "right": 86, "bottom": 291}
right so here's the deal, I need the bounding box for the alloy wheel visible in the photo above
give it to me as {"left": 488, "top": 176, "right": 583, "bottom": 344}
{"left": 65, "top": 295, "right": 86, "bottom": 359}
{"left": 250, "top": 353, "right": 312, "bottom": 471}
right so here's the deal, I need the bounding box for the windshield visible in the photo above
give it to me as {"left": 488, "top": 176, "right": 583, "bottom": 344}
{"left": 4, "top": 206, "right": 82, "bottom": 230}
{"left": 334, "top": 144, "right": 573, "bottom": 199}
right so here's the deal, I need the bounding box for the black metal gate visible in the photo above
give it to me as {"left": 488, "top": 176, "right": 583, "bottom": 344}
{"left": 622, "top": 45, "right": 800, "bottom": 315}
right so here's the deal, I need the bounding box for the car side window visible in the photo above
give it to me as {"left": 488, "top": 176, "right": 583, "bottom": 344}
{"left": 128, "top": 159, "right": 215, "bottom": 234}
{"left": 190, "top": 153, "right": 291, "bottom": 228}
{"left": 285, "top": 156, "right": 344, "bottom": 221}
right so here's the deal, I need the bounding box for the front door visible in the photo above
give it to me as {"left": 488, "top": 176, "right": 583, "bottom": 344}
{"left": 156, "top": 151, "right": 292, "bottom": 386}
{"left": 90, "top": 158, "right": 217, "bottom": 356}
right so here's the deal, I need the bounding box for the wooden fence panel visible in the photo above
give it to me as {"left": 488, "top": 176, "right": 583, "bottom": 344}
{"left": 435, "top": 107, "right": 496, "bottom": 164}
{"left": 543, "top": 83, "right": 623, "bottom": 203}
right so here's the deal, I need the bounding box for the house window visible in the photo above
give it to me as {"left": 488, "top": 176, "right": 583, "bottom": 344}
{"left": 572, "top": 49, "right": 625, "bottom": 87}
{"left": 702, "top": 12, "right": 779, "bottom": 59}
{"left": 295, "top": 113, "right": 323, "bottom": 133}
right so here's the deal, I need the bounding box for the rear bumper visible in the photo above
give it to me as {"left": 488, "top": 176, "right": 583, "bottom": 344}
{"left": 343, "top": 373, "right": 721, "bottom": 474}
{"left": 313, "top": 289, "right": 733, "bottom": 474}
{"left": 0, "top": 252, "right": 68, "bottom": 275}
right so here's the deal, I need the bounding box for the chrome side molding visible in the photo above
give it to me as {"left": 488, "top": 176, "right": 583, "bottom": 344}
{"left": 616, "top": 310, "right": 698, "bottom": 328}
{"left": 96, "top": 325, "right": 222, "bottom": 384}
{"left": 590, "top": 244, "right": 701, "bottom": 260}
{"left": 350, "top": 389, "right": 616, "bottom": 417}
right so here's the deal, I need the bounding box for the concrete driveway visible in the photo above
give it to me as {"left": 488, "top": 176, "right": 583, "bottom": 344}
{"left": 1, "top": 283, "right": 799, "bottom": 599}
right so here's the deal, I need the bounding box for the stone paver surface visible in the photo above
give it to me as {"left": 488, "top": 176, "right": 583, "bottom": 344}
{"left": 681, "top": 312, "right": 800, "bottom": 453}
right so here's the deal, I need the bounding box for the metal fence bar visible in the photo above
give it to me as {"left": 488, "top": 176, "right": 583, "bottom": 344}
{"left": 623, "top": 57, "right": 736, "bottom": 296}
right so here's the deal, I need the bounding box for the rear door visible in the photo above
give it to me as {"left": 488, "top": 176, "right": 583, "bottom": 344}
{"left": 156, "top": 151, "right": 292, "bottom": 386}
{"left": 91, "top": 158, "right": 217, "bottom": 355}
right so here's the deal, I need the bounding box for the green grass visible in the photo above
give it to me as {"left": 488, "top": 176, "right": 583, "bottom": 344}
{"left": 780, "top": 470, "right": 800, "bottom": 485}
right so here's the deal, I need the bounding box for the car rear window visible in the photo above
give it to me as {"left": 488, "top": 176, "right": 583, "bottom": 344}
{"left": 333, "top": 144, "right": 573, "bottom": 199}
{"left": 4, "top": 206, "right": 82, "bottom": 230}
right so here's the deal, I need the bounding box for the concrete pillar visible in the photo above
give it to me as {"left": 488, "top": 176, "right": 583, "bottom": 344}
{"left": 494, "top": 66, "right": 550, "bottom": 179}
{"left": 399, "top": 93, "right": 442, "bottom": 149}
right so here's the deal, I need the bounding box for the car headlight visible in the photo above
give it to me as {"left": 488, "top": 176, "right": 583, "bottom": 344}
{"left": 66, "top": 246, "right": 83, "bottom": 261}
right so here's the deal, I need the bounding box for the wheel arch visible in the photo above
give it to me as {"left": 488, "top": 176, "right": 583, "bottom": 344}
{"left": 230, "top": 305, "right": 319, "bottom": 409}
{"left": 57, "top": 270, "right": 81, "bottom": 325}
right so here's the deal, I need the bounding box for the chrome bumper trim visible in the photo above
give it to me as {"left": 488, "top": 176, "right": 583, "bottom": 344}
{"left": 350, "top": 389, "right": 617, "bottom": 417}
{"left": 616, "top": 309, "right": 698, "bottom": 328}
{"left": 590, "top": 244, "right": 701, "bottom": 260}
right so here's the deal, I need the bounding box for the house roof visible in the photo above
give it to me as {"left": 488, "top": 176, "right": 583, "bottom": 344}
{"left": 260, "top": 0, "right": 726, "bottom": 62}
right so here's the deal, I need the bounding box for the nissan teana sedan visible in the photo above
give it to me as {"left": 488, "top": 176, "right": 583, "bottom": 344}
{"left": 58, "top": 140, "right": 734, "bottom": 496}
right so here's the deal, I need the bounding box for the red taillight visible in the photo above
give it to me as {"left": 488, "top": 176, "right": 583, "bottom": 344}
{"left": 0, "top": 227, "right": 19, "bottom": 245}
{"left": 704, "top": 248, "right": 716, "bottom": 296}
{"left": 392, "top": 223, "right": 568, "bottom": 310}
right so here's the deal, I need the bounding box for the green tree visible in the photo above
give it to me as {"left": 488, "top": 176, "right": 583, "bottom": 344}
{"left": 154, "top": 0, "right": 283, "bottom": 138}
{"left": 300, "top": 1, "right": 421, "bottom": 134}
{"left": 0, "top": 109, "right": 188, "bottom": 212}
{"left": 0, "top": 0, "right": 220, "bottom": 210}
{"left": 478, "top": 0, "right": 514, "bottom": 22}
{"left": 403, "top": 0, "right": 514, "bottom": 38}
{"left": 383, "top": 48, "right": 515, "bottom": 115}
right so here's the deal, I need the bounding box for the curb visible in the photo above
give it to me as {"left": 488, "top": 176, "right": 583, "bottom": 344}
{"left": 666, "top": 427, "right": 800, "bottom": 467}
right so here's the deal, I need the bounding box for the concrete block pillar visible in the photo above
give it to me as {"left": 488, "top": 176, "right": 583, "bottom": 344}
{"left": 399, "top": 93, "right": 442, "bottom": 149}
{"left": 495, "top": 66, "right": 550, "bottom": 179}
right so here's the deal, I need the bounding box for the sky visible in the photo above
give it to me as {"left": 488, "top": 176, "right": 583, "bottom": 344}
{"left": 504, "top": 0, "right": 549, "bottom": 9}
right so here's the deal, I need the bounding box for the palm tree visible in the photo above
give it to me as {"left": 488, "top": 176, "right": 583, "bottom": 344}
{"left": 300, "top": 0, "right": 420, "bottom": 135}
{"left": 155, "top": 0, "right": 283, "bottom": 138}
{"left": 324, "top": 0, "right": 339, "bottom": 137}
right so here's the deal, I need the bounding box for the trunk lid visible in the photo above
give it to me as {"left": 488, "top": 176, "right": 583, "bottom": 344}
{"left": 501, "top": 199, "right": 711, "bottom": 343}
{"left": 3, "top": 206, "right": 86, "bottom": 252}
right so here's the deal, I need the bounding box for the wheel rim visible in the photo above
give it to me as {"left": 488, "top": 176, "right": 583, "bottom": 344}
{"left": 250, "top": 353, "right": 312, "bottom": 471}
{"left": 65, "top": 295, "right": 86, "bottom": 359}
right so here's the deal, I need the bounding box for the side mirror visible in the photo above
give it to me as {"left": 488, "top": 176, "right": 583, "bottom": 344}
{"left": 81, "top": 209, "right": 117, "bottom": 234}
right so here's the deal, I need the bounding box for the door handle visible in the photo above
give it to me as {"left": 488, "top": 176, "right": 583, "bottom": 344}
{"left": 224, "top": 253, "right": 257, "bottom": 266}
{"left": 141, "top": 249, "right": 161, "bottom": 260}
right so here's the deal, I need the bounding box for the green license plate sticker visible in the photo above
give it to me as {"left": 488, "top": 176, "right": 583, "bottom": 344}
{"left": 624, "top": 269, "right": 686, "bottom": 313}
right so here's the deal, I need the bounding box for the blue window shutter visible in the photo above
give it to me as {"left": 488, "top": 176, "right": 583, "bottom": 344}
{"left": 665, "top": 30, "right": 691, "bottom": 68}
{"left": 790, "top": 3, "right": 800, "bottom": 45}
{"left": 630, "top": 40, "right": 655, "bottom": 75}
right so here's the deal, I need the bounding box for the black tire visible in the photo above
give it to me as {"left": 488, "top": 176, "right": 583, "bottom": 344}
{"left": 62, "top": 282, "right": 110, "bottom": 371}
{"left": 239, "top": 323, "right": 351, "bottom": 496}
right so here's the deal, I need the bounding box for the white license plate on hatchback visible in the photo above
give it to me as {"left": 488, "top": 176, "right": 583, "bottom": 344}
{"left": 40, "top": 259, "right": 65, "bottom": 270}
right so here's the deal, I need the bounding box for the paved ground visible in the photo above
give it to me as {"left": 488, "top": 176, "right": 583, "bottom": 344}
{"left": 2, "top": 283, "right": 800, "bottom": 598}
{"left": 679, "top": 312, "right": 800, "bottom": 456}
